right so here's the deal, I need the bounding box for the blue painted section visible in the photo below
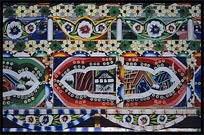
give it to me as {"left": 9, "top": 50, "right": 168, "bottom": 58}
{"left": 136, "top": 76, "right": 151, "bottom": 93}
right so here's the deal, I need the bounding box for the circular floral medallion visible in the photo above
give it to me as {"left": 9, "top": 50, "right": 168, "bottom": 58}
{"left": 166, "top": 23, "right": 176, "bottom": 33}
{"left": 147, "top": 21, "right": 164, "bottom": 38}
{"left": 25, "top": 115, "right": 36, "bottom": 125}
{"left": 25, "top": 23, "right": 37, "bottom": 34}
{"left": 59, "top": 115, "right": 71, "bottom": 125}
{"left": 133, "top": 22, "right": 143, "bottom": 34}
{"left": 138, "top": 115, "right": 150, "bottom": 126}
{"left": 6, "top": 21, "right": 23, "bottom": 39}
{"left": 157, "top": 115, "right": 167, "bottom": 124}
{"left": 123, "top": 115, "right": 133, "bottom": 124}
{"left": 96, "top": 23, "right": 107, "bottom": 34}
{"left": 77, "top": 21, "right": 93, "bottom": 38}
{"left": 39, "top": 115, "right": 53, "bottom": 126}
{"left": 62, "top": 22, "right": 74, "bottom": 34}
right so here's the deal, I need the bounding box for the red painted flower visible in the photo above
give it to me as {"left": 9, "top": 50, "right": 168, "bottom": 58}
{"left": 77, "top": 21, "right": 93, "bottom": 38}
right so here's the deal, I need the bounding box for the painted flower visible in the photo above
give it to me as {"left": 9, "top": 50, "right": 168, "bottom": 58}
{"left": 63, "top": 5, "right": 74, "bottom": 16}
{"left": 178, "top": 40, "right": 188, "bottom": 51}
{"left": 73, "top": 40, "right": 85, "bottom": 51}
{"left": 120, "top": 5, "right": 131, "bottom": 17}
{"left": 96, "top": 40, "right": 109, "bottom": 52}
{"left": 14, "top": 41, "right": 26, "bottom": 52}
{"left": 75, "top": 6, "right": 85, "bottom": 16}
{"left": 166, "top": 40, "right": 179, "bottom": 53}
{"left": 154, "top": 40, "right": 165, "bottom": 51}
{"left": 16, "top": 6, "right": 27, "bottom": 17}
{"left": 96, "top": 23, "right": 107, "bottom": 34}
{"left": 25, "top": 40, "right": 37, "bottom": 53}
{"left": 25, "top": 23, "right": 37, "bottom": 34}
{"left": 40, "top": 6, "right": 51, "bottom": 16}
{"left": 123, "top": 115, "right": 133, "bottom": 124}
{"left": 188, "top": 41, "right": 200, "bottom": 50}
{"left": 28, "top": 5, "right": 39, "bottom": 17}
{"left": 119, "top": 40, "right": 132, "bottom": 51}
{"left": 166, "top": 23, "right": 176, "bottom": 33}
{"left": 59, "top": 115, "right": 71, "bottom": 125}
{"left": 4, "top": 7, "right": 15, "bottom": 17}
{"left": 179, "top": 6, "right": 190, "bottom": 17}
{"left": 98, "top": 6, "right": 109, "bottom": 16}
{"left": 50, "top": 40, "right": 61, "bottom": 51}
{"left": 144, "top": 6, "right": 155, "bottom": 18}
{"left": 86, "top": 5, "right": 96, "bottom": 16}
{"left": 167, "top": 5, "right": 178, "bottom": 17}
{"left": 133, "top": 5, "right": 143, "bottom": 17}
{"left": 3, "top": 41, "right": 14, "bottom": 51}
{"left": 39, "top": 115, "right": 53, "bottom": 126}
{"left": 26, "top": 115, "right": 36, "bottom": 125}
{"left": 62, "top": 22, "right": 74, "bottom": 34}
{"left": 157, "top": 115, "right": 167, "bottom": 124}
{"left": 6, "top": 21, "right": 23, "bottom": 39}
{"left": 147, "top": 21, "right": 164, "bottom": 38}
{"left": 62, "top": 40, "right": 72, "bottom": 52}
{"left": 138, "top": 115, "right": 150, "bottom": 126}
{"left": 38, "top": 40, "right": 49, "bottom": 52}
{"left": 133, "top": 22, "right": 143, "bottom": 34}
{"left": 77, "top": 21, "right": 93, "bottom": 38}
{"left": 109, "top": 6, "right": 120, "bottom": 17}
{"left": 155, "top": 5, "right": 166, "bottom": 17}
{"left": 108, "top": 40, "right": 119, "bottom": 51}
{"left": 51, "top": 5, "right": 63, "bottom": 16}
{"left": 143, "top": 40, "right": 154, "bottom": 51}
{"left": 130, "top": 41, "right": 141, "bottom": 52}
{"left": 187, "top": 56, "right": 197, "bottom": 67}
{"left": 85, "top": 40, "right": 96, "bottom": 51}
{"left": 190, "top": 5, "right": 201, "bottom": 17}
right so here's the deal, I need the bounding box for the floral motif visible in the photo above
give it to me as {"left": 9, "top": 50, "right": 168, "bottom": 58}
{"left": 147, "top": 21, "right": 164, "bottom": 38}
{"left": 187, "top": 56, "right": 197, "bottom": 67}
{"left": 75, "top": 6, "right": 85, "bottom": 16}
{"left": 138, "top": 115, "right": 150, "bottom": 126}
{"left": 6, "top": 21, "right": 23, "bottom": 39}
{"left": 130, "top": 41, "right": 141, "bottom": 52}
{"left": 188, "top": 41, "right": 200, "bottom": 50}
{"left": 190, "top": 5, "right": 201, "bottom": 17}
{"left": 143, "top": 40, "right": 154, "bottom": 51}
{"left": 4, "top": 7, "right": 15, "bottom": 17}
{"left": 167, "top": 5, "right": 178, "bottom": 17}
{"left": 63, "top": 5, "right": 74, "bottom": 16}
{"left": 155, "top": 5, "right": 166, "bottom": 17}
{"left": 77, "top": 21, "right": 93, "bottom": 38}
{"left": 98, "top": 6, "right": 109, "bottom": 16}
{"left": 85, "top": 40, "right": 96, "bottom": 51}
{"left": 120, "top": 5, "right": 131, "bottom": 17}
{"left": 14, "top": 41, "right": 26, "bottom": 52}
{"left": 39, "top": 115, "right": 53, "bottom": 126}
{"left": 73, "top": 40, "right": 85, "bottom": 51}
{"left": 62, "top": 22, "right": 74, "bottom": 34}
{"left": 179, "top": 6, "right": 190, "bottom": 17}
{"left": 3, "top": 41, "right": 14, "bottom": 51}
{"left": 96, "top": 40, "right": 109, "bottom": 52}
{"left": 123, "top": 115, "right": 133, "bottom": 124}
{"left": 178, "top": 40, "right": 188, "bottom": 52}
{"left": 38, "top": 40, "right": 49, "bottom": 52}
{"left": 154, "top": 40, "right": 165, "bottom": 51}
{"left": 166, "top": 23, "right": 176, "bottom": 33}
{"left": 144, "top": 6, "right": 155, "bottom": 18}
{"left": 133, "top": 5, "right": 143, "bottom": 17}
{"left": 50, "top": 40, "right": 61, "bottom": 51}
{"left": 51, "top": 5, "right": 63, "bottom": 16}
{"left": 95, "top": 23, "right": 107, "bottom": 34}
{"left": 133, "top": 22, "right": 143, "bottom": 34}
{"left": 166, "top": 40, "right": 179, "bottom": 53}
{"left": 40, "top": 6, "right": 51, "bottom": 16}
{"left": 28, "top": 5, "right": 39, "bottom": 17}
{"left": 25, "top": 40, "right": 37, "bottom": 53}
{"left": 16, "top": 6, "right": 27, "bottom": 17}
{"left": 59, "top": 115, "right": 71, "bottom": 125}
{"left": 109, "top": 6, "right": 120, "bottom": 17}
{"left": 25, "top": 23, "right": 37, "bottom": 34}
{"left": 26, "top": 115, "right": 36, "bottom": 125}
{"left": 108, "top": 40, "right": 119, "bottom": 51}
{"left": 157, "top": 115, "right": 167, "bottom": 124}
{"left": 62, "top": 40, "right": 72, "bottom": 52}
{"left": 119, "top": 40, "right": 132, "bottom": 51}
{"left": 86, "top": 5, "right": 96, "bottom": 16}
